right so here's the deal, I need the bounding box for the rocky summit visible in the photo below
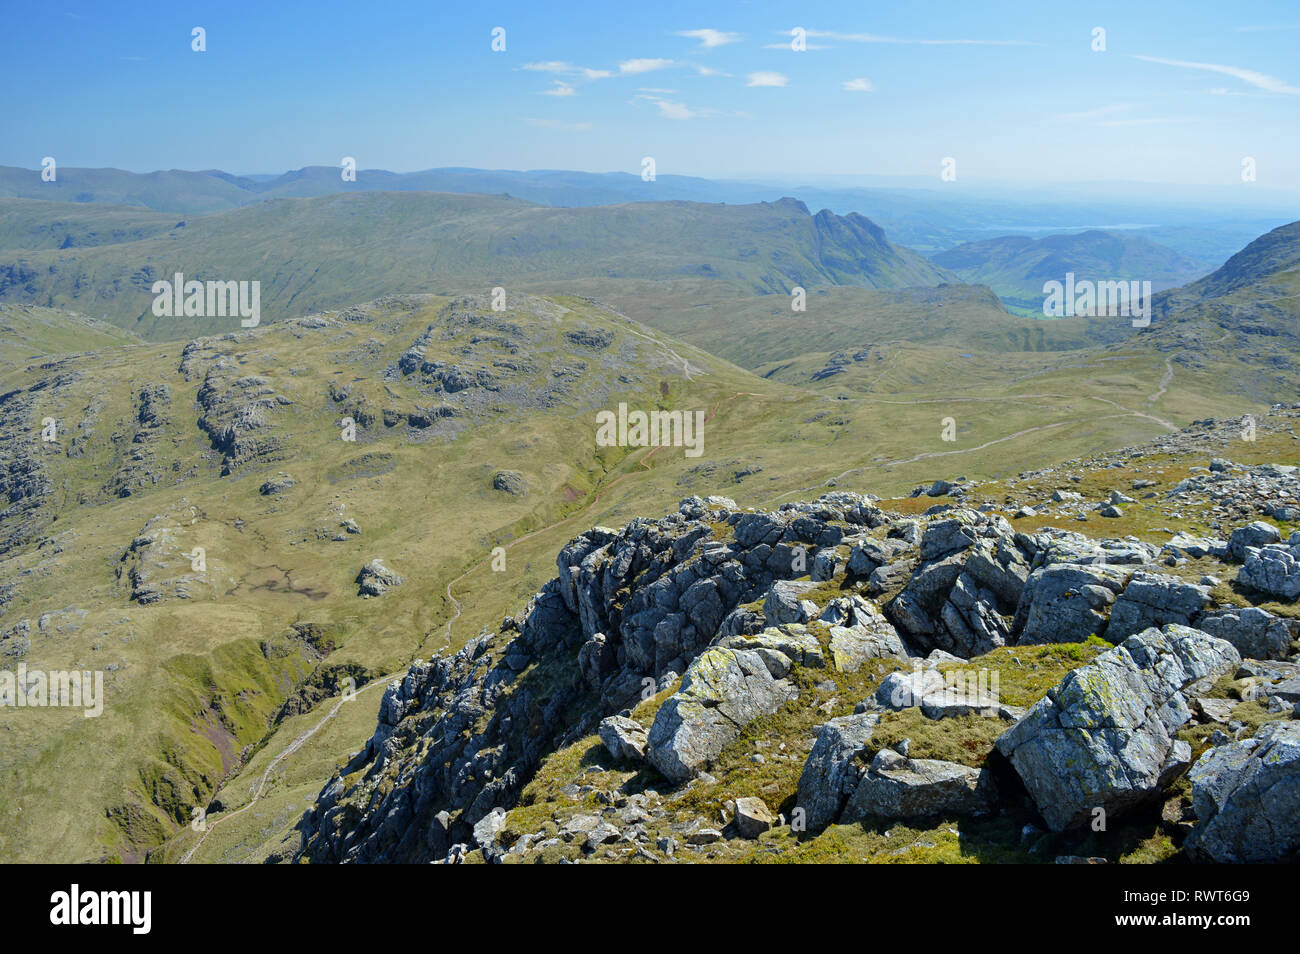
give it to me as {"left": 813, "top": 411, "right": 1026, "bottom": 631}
{"left": 297, "top": 475, "right": 1300, "bottom": 864}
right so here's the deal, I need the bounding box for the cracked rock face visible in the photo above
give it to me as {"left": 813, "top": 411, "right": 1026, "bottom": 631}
{"left": 995, "top": 624, "right": 1241, "bottom": 831}
{"left": 646, "top": 647, "right": 797, "bottom": 783}
{"left": 1184, "top": 720, "right": 1300, "bottom": 863}
{"left": 1013, "top": 564, "right": 1127, "bottom": 645}
{"left": 1238, "top": 541, "right": 1300, "bottom": 601}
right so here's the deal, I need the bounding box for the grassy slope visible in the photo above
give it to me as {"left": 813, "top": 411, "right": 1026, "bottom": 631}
{"left": 0, "top": 293, "right": 801, "bottom": 862}
{"left": 0, "top": 303, "right": 141, "bottom": 366}
{"left": 533, "top": 278, "right": 1138, "bottom": 369}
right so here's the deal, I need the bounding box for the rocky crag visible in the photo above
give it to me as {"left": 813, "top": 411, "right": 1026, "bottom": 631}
{"left": 297, "top": 430, "right": 1299, "bottom": 863}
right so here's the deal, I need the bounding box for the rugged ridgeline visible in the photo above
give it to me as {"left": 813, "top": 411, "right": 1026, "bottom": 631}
{"left": 1150, "top": 220, "right": 1300, "bottom": 348}
{"left": 298, "top": 408, "right": 1300, "bottom": 864}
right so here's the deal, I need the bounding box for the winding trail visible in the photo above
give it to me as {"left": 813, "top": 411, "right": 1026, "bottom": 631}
{"left": 179, "top": 669, "right": 398, "bottom": 864}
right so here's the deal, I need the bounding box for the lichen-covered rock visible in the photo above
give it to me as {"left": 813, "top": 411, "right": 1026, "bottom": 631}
{"left": 598, "top": 715, "right": 648, "bottom": 763}
{"left": 1238, "top": 542, "right": 1300, "bottom": 601}
{"left": 875, "top": 667, "right": 948, "bottom": 710}
{"left": 356, "top": 558, "right": 404, "bottom": 597}
{"left": 818, "top": 596, "right": 904, "bottom": 671}
{"left": 1198, "top": 606, "right": 1297, "bottom": 661}
{"left": 733, "top": 797, "right": 774, "bottom": 838}
{"left": 1184, "top": 721, "right": 1300, "bottom": 863}
{"left": 492, "top": 470, "right": 527, "bottom": 496}
{"left": 995, "top": 625, "right": 1240, "bottom": 830}
{"left": 840, "top": 748, "right": 997, "bottom": 821}
{"left": 718, "top": 625, "right": 824, "bottom": 677}
{"left": 1228, "top": 521, "right": 1281, "bottom": 562}
{"left": 646, "top": 647, "right": 797, "bottom": 782}
{"left": 763, "top": 580, "right": 820, "bottom": 626}
{"left": 795, "top": 713, "right": 880, "bottom": 831}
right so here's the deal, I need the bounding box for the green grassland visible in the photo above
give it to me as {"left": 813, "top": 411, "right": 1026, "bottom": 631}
{"left": 0, "top": 303, "right": 141, "bottom": 367}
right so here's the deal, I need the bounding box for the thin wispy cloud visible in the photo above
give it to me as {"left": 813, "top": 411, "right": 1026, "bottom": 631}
{"left": 747, "top": 71, "right": 789, "bottom": 87}
{"left": 634, "top": 94, "right": 704, "bottom": 120}
{"left": 1095, "top": 117, "right": 1196, "bottom": 126}
{"left": 521, "top": 61, "right": 575, "bottom": 73}
{"left": 620, "top": 58, "right": 677, "bottom": 75}
{"left": 675, "top": 29, "right": 741, "bottom": 49}
{"left": 762, "top": 41, "right": 829, "bottom": 50}
{"left": 842, "top": 77, "right": 874, "bottom": 92}
{"left": 521, "top": 61, "right": 612, "bottom": 80}
{"left": 694, "top": 64, "right": 731, "bottom": 77}
{"left": 541, "top": 82, "right": 575, "bottom": 97}
{"left": 798, "top": 29, "right": 1032, "bottom": 46}
{"left": 1133, "top": 54, "right": 1300, "bottom": 94}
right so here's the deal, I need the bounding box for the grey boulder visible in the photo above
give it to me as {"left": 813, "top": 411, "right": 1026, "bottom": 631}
{"left": 598, "top": 715, "right": 649, "bottom": 763}
{"left": 795, "top": 712, "right": 880, "bottom": 831}
{"left": 840, "top": 748, "right": 997, "bottom": 821}
{"left": 647, "top": 647, "right": 797, "bottom": 782}
{"left": 995, "top": 625, "right": 1240, "bottom": 830}
{"left": 1184, "top": 721, "right": 1300, "bottom": 862}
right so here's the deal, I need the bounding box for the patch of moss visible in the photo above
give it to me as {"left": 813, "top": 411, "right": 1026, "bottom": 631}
{"left": 870, "top": 709, "right": 1008, "bottom": 768}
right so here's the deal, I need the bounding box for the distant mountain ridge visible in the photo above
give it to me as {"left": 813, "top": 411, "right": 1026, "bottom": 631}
{"left": 0, "top": 192, "right": 952, "bottom": 340}
{"left": 1151, "top": 220, "right": 1300, "bottom": 347}
{"left": 2, "top": 164, "right": 1291, "bottom": 264}
{"left": 930, "top": 229, "right": 1206, "bottom": 312}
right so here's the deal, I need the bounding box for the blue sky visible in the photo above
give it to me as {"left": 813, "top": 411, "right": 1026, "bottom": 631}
{"left": 3, "top": 0, "right": 1299, "bottom": 188}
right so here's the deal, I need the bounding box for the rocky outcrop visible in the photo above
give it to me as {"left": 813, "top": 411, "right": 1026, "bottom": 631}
{"left": 646, "top": 647, "right": 797, "bottom": 782}
{"left": 107, "top": 383, "right": 172, "bottom": 497}
{"left": 818, "top": 595, "right": 905, "bottom": 671}
{"left": 299, "top": 493, "right": 876, "bottom": 862}
{"left": 884, "top": 511, "right": 1028, "bottom": 658}
{"left": 1198, "top": 606, "right": 1297, "bottom": 661}
{"left": 356, "top": 559, "right": 404, "bottom": 597}
{"left": 195, "top": 359, "right": 288, "bottom": 475}
{"left": 298, "top": 479, "right": 1297, "bottom": 863}
{"left": 796, "top": 713, "right": 880, "bottom": 831}
{"left": 995, "top": 625, "right": 1241, "bottom": 830}
{"left": 1013, "top": 563, "right": 1126, "bottom": 644}
{"left": 492, "top": 470, "right": 527, "bottom": 496}
{"left": 1105, "top": 573, "right": 1211, "bottom": 641}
